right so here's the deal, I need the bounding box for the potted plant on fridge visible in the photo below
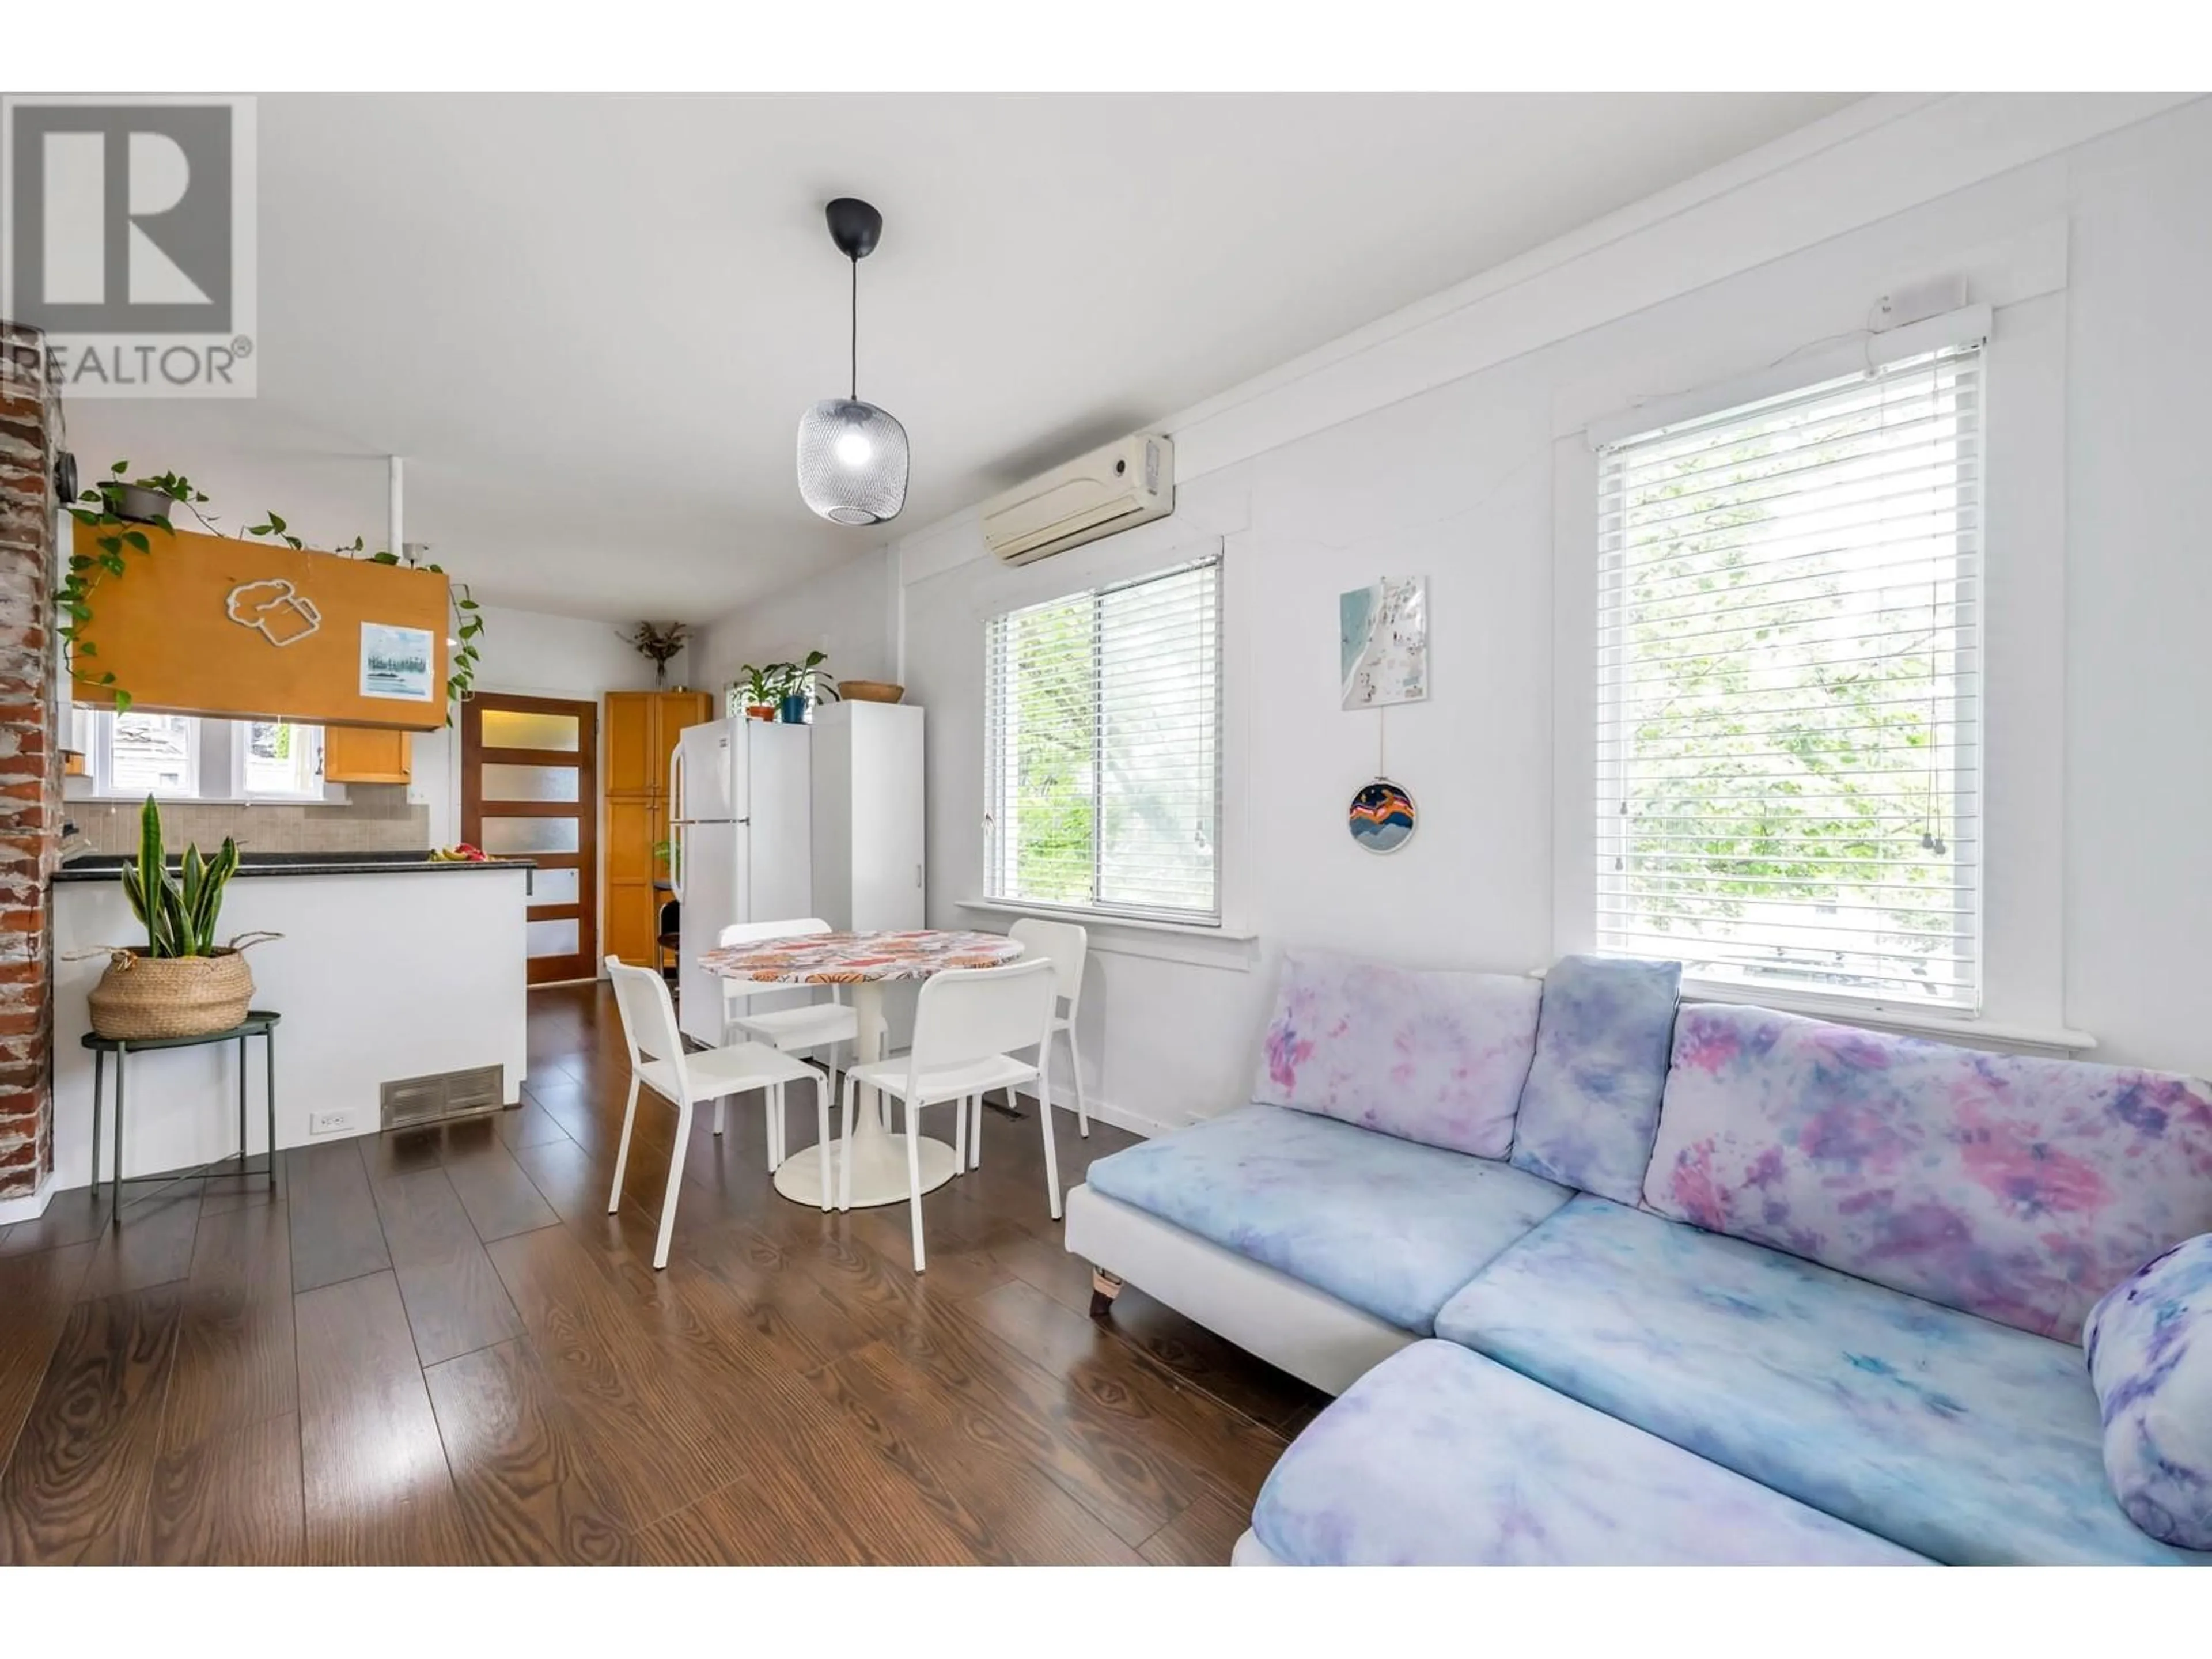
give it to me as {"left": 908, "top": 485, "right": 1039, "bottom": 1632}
{"left": 737, "top": 664, "right": 781, "bottom": 720}
{"left": 778, "top": 650, "right": 838, "bottom": 723}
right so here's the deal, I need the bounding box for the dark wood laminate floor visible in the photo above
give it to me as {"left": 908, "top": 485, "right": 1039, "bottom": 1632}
{"left": 0, "top": 983, "right": 1324, "bottom": 1565}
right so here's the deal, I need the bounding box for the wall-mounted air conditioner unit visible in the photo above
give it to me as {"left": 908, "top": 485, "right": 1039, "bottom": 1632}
{"left": 981, "top": 433, "right": 1173, "bottom": 566}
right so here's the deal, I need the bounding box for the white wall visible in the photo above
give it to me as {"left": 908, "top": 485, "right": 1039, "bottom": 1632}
{"left": 693, "top": 546, "right": 898, "bottom": 702}
{"left": 2061, "top": 134, "right": 2212, "bottom": 1078}
{"left": 697, "top": 94, "right": 2212, "bottom": 1131}
{"left": 475, "top": 604, "right": 693, "bottom": 707}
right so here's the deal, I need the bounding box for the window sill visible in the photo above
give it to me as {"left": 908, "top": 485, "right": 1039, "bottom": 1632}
{"left": 959, "top": 896, "right": 1253, "bottom": 940}
{"left": 67, "top": 791, "right": 347, "bottom": 808}
{"left": 958, "top": 897, "right": 1259, "bottom": 971}
{"left": 1540, "top": 965, "right": 2095, "bottom": 1056}
{"left": 1683, "top": 981, "right": 2094, "bottom": 1055}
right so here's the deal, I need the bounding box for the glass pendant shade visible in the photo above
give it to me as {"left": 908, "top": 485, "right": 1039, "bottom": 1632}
{"left": 797, "top": 397, "right": 909, "bottom": 525}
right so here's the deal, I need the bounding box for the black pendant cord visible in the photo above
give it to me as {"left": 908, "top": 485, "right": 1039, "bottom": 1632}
{"left": 849, "top": 257, "right": 859, "bottom": 401}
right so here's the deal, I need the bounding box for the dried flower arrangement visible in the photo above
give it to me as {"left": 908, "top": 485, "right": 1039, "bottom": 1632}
{"left": 623, "top": 620, "right": 691, "bottom": 687}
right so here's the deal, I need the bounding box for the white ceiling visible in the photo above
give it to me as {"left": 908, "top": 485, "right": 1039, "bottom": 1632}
{"left": 70, "top": 92, "right": 1861, "bottom": 622}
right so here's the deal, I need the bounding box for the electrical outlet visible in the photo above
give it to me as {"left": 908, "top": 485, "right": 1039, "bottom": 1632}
{"left": 308, "top": 1111, "right": 350, "bottom": 1136}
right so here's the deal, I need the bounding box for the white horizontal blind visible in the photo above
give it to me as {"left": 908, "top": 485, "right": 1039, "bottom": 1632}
{"left": 1595, "top": 346, "right": 1983, "bottom": 1010}
{"left": 984, "top": 556, "right": 1222, "bottom": 923}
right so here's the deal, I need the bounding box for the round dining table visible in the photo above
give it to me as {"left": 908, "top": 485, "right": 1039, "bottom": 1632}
{"left": 697, "top": 927, "right": 1025, "bottom": 1209}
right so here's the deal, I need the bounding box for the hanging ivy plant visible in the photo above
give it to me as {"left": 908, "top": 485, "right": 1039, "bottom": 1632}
{"left": 368, "top": 548, "right": 484, "bottom": 707}
{"left": 55, "top": 460, "right": 484, "bottom": 720}
{"left": 57, "top": 461, "right": 211, "bottom": 713}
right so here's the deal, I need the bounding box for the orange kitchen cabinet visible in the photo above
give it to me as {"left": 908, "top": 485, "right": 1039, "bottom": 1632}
{"left": 601, "top": 692, "right": 706, "bottom": 971}
{"left": 604, "top": 690, "right": 711, "bottom": 798}
{"left": 323, "top": 725, "right": 411, "bottom": 783}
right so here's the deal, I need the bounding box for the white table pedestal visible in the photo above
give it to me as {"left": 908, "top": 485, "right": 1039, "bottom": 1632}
{"left": 771, "top": 981, "right": 960, "bottom": 1209}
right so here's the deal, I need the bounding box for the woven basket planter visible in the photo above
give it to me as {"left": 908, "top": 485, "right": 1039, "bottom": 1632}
{"left": 86, "top": 939, "right": 270, "bottom": 1040}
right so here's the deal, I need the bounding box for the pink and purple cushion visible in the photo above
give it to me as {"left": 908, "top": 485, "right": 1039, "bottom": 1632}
{"left": 1643, "top": 1004, "right": 2212, "bottom": 1339}
{"left": 1251, "top": 948, "right": 1541, "bottom": 1158}
{"left": 1509, "top": 954, "right": 1680, "bottom": 1203}
{"left": 2084, "top": 1234, "right": 2212, "bottom": 1551}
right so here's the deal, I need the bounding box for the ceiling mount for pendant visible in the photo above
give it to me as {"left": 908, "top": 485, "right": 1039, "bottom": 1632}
{"left": 824, "top": 196, "right": 882, "bottom": 262}
{"left": 796, "top": 195, "right": 909, "bottom": 528}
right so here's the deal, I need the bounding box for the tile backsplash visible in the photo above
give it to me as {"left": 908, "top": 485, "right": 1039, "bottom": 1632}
{"left": 67, "top": 785, "right": 430, "bottom": 856}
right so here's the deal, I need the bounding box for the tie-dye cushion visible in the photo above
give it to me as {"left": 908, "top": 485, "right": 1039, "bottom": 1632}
{"left": 1083, "top": 1104, "right": 1571, "bottom": 1334}
{"left": 1438, "top": 1194, "right": 2211, "bottom": 1565}
{"left": 1249, "top": 1339, "right": 1925, "bottom": 1565}
{"left": 1509, "top": 954, "right": 1681, "bottom": 1202}
{"left": 1643, "top": 1004, "right": 2212, "bottom": 1339}
{"left": 1251, "top": 948, "right": 1541, "bottom": 1158}
{"left": 2084, "top": 1234, "right": 2212, "bottom": 1550}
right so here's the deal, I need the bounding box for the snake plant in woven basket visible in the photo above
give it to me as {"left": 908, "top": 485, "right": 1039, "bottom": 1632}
{"left": 119, "top": 794, "right": 240, "bottom": 957}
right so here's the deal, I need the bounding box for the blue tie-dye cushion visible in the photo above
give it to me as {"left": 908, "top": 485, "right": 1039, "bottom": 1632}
{"left": 1250, "top": 1339, "right": 1925, "bottom": 1565}
{"left": 1509, "top": 955, "right": 1680, "bottom": 1202}
{"left": 2084, "top": 1234, "right": 2212, "bottom": 1550}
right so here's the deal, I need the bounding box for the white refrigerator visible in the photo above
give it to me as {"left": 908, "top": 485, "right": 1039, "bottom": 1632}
{"left": 670, "top": 717, "right": 813, "bottom": 1047}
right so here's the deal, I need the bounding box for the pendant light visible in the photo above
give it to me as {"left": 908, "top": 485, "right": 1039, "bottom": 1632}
{"left": 796, "top": 197, "right": 909, "bottom": 525}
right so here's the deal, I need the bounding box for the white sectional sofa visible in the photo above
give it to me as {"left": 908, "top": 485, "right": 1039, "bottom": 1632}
{"left": 1063, "top": 949, "right": 2212, "bottom": 1565}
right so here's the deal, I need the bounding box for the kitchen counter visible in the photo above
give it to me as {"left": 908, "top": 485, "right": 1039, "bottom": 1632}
{"left": 55, "top": 850, "right": 536, "bottom": 884}
{"left": 51, "top": 858, "right": 529, "bottom": 1188}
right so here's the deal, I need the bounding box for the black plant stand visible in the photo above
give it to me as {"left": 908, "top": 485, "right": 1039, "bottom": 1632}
{"left": 81, "top": 1011, "right": 281, "bottom": 1224}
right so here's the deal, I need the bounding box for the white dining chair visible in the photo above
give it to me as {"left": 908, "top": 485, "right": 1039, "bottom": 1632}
{"left": 604, "top": 957, "right": 832, "bottom": 1268}
{"left": 1007, "top": 916, "right": 1091, "bottom": 1139}
{"left": 837, "top": 956, "right": 1060, "bottom": 1273}
{"left": 717, "top": 919, "right": 875, "bottom": 1123}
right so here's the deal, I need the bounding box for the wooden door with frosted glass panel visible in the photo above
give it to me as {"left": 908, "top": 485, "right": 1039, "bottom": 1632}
{"left": 461, "top": 694, "right": 599, "bottom": 985}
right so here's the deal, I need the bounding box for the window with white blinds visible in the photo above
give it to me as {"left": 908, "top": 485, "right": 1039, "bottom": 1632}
{"left": 984, "top": 555, "right": 1222, "bottom": 924}
{"left": 1595, "top": 345, "right": 1982, "bottom": 1010}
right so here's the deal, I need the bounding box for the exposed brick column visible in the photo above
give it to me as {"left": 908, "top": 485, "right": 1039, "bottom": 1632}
{"left": 0, "top": 322, "right": 60, "bottom": 1204}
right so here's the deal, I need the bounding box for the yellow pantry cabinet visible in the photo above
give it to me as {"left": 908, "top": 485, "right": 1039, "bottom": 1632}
{"left": 602, "top": 690, "right": 712, "bottom": 967}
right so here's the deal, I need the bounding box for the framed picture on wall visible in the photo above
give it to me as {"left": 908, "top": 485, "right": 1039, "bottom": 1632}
{"left": 1340, "top": 575, "right": 1428, "bottom": 710}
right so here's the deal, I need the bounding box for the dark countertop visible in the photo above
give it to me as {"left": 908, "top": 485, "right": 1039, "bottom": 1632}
{"left": 54, "top": 850, "right": 538, "bottom": 882}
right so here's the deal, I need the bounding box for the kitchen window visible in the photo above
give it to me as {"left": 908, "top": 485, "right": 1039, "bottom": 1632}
{"left": 1594, "top": 344, "right": 1983, "bottom": 1012}
{"left": 984, "top": 555, "right": 1222, "bottom": 925}
{"left": 92, "top": 710, "right": 201, "bottom": 799}
{"left": 78, "top": 710, "right": 332, "bottom": 804}
{"left": 235, "top": 720, "right": 326, "bottom": 800}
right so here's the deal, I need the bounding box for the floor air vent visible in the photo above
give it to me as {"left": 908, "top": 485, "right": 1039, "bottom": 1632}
{"left": 381, "top": 1065, "right": 506, "bottom": 1131}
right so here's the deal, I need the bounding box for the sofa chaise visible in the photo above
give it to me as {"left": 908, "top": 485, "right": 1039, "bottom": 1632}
{"left": 1062, "top": 950, "right": 2212, "bottom": 1565}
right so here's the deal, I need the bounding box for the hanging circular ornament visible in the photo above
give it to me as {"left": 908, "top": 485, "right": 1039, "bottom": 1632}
{"left": 1347, "top": 777, "right": 1416, "bottom": 854}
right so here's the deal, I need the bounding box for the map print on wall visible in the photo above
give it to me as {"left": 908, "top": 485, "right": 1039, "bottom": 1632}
{"left": 1340, "top": 575, "right": 1428, "bottom": 710}
{"left": 360, "top": 622, "right": 437, "bottom": 701}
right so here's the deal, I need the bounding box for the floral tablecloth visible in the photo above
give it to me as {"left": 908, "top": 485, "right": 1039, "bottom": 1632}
{"left": 696, "top": 928, "right": 1023, "bottom": 985}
